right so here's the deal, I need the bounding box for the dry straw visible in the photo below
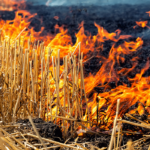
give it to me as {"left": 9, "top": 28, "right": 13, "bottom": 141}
{"left": 0, "top": 30, "right": 93, "bottom": 141}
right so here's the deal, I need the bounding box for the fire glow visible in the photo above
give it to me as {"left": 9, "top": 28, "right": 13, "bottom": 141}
{"left": 1, "top": 0, "right": 150, "bottom": 131}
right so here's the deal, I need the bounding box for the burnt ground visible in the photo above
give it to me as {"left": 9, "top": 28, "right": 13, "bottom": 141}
{"left": 1, "top": 4, "right": 150, "bottom": 40}
{"left": 1, "top": 3, "right": 150, "bottom": 148}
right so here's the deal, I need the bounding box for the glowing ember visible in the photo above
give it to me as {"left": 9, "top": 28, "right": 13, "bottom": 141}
{"left": 134, "top": 20, "right": 150, "bottom": 29}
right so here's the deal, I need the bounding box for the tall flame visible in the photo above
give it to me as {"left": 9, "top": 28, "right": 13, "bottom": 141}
{"left": 1, "top": 0, "right": 150, "bottom": 130}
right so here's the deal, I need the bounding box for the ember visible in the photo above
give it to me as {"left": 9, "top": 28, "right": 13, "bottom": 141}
{"left": 1, "top": 0, "right": 150, "bottom": 149}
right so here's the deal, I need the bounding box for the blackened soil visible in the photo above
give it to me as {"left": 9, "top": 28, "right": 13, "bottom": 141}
{"left": 1, "top": 4, "right": 150, "bottom": 40}
{"left": 25, "top": 4, "right": 150, "bottom": 38}
{"left": 76, "top": 130, "right": 149, "bottom": 149}
{"left": 17, "top": 117, "right": 150, "bottom": 149}
{"left": 17, "top": 118, "right": 63, "bottom": 142}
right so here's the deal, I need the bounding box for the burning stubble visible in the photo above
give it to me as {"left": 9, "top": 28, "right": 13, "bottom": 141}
{"left": 1, "top": 0, "right": 150, "bottom": 149}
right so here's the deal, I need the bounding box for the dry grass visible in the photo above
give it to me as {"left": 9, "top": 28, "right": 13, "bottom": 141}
{"left": 0, "top": 31, "right": 149, "bottom": 150}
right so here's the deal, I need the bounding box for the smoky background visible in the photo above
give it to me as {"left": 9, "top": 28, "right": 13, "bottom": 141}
{"left": 26, "top": 0, "right": 150, "bottom": 6}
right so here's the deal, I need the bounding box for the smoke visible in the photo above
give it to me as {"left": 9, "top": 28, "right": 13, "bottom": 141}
{"left": 48, "top": 0, "right": 150, "bottom": 6}
{"left": 26, "top": 0, "right": 150, "bottom": 6}
{"left": 136, "top": 29, "right": 150, "bottom": 40}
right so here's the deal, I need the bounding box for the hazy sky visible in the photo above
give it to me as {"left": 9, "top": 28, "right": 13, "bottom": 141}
{"left": 27, "top": 0, "right": 150, "bottom": 6}
{"left": 49, "top": 0, "right": 150, "bottom": 6}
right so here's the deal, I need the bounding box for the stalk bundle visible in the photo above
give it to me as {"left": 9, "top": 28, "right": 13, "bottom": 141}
{"left": 0, "top": 33, "right": 90, "bottom": 138}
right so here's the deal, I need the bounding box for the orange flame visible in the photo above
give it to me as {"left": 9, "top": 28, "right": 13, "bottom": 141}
{"left": 134, "top": 20, "right": 150, "bottom": 29}
{"left": 1, "top": 0, "right": 150, "bottom": 129}
{"left": 54, "top": 16, "right": 59, "bottom": 20}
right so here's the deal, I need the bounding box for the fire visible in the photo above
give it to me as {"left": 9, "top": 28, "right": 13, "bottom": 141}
{"left": 84, "top": 37, "right": 143, "bottom": 94}
{"left": 134, "top": 20, "right": 150, "bottom": 29}
{"left": 146, "top": 11, "right": 150, "bottom": 17}
{"left": 1, "top": 0, "right": 150, "bottom": 130}
{"left": 0, "top": 10, "right": 37, "bottom": 43}
{"left": 54, "top": 16, "right": 59, "bottom": 20}
{"left": 0, "top": 0, "right": 26, "bottom": 11}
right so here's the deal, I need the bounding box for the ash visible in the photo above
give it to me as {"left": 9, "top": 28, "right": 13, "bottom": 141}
{"left": 17, "top": 118, "right": 63, "bottom": 142}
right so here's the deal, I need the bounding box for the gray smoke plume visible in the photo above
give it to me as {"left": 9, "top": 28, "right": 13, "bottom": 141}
{"left": 48, "top": 0, "right": 150, "bottom": 6}
{"left": 27, "top": 0, "right": 150, "bottom": 6}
